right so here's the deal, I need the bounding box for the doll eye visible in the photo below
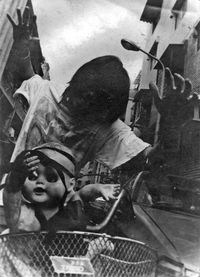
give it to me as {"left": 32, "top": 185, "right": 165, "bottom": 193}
{"left": 45, "top": 166, "right": 59, "bottom": 183}
{"left": 28, "top": 171, "right": 38, "bottom": 181}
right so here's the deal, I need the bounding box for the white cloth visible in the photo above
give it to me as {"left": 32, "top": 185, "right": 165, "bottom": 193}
{"left": 96, "top": 119, "right": 149, "bottom": 169}
{"left": 13, "top": 75, "right": 149, "bottom": 171}
{"left": 13, "top": 75, "right": 61, "bottom": 104}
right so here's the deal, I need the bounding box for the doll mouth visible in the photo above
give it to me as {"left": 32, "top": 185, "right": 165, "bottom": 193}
{"left": 33, "top": 187, "right": 46, "bottom": 194}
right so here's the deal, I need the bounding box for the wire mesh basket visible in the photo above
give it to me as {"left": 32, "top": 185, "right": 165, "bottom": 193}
{"left": 0, "top": 231, "right": 157, "bottom": 277}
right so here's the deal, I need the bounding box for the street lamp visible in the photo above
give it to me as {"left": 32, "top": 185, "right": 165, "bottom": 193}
{"left": 121, "top": 38, "right": 165, "bottom": 144}
{"left": 121, "top": 39, "right": 141, "bottom": 52}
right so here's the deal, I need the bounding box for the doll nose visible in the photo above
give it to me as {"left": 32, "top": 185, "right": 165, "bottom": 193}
{"left": 36, "top": 173, "right": 46, "bottom": 184}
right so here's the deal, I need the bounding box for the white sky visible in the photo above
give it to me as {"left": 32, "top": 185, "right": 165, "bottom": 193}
{"left": 32, "top": 0, "right": 148, "bottom": 92}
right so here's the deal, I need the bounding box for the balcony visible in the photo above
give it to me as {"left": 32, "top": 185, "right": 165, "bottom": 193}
{"left": 172, "top": 0, "right": 187, "bottom": 12}
{"left": 140, "top": 0, "right": 164, "bottom": 30}
{"left": 172, "top": 0, "right": 187, "bottom": 29}
{"left": 154, "top": 44, "right": 185, "bottom": 74}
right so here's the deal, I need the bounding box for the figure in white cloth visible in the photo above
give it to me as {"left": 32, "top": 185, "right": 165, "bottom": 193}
{"left": 8, "top": 7, "right": 155, "bottom": 176}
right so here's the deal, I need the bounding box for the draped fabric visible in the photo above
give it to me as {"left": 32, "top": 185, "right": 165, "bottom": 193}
{"left": 12, "top": 75, "right": 149, "bottom": 173}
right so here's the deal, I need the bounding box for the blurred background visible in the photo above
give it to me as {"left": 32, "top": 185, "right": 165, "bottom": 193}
{"left": 32, "top": 0, "right": 147, "bottom": 92}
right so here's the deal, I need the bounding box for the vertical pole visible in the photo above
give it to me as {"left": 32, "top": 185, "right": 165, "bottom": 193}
{"left": 154, "top": 62, "right": 165, "bottom": 144}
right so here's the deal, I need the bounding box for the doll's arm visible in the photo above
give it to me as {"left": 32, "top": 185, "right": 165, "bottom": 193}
{"left": 3, "top": 152, "right": 40, "bottom": 232}
{"left": 77, "top": 183, "right": 120, "bottom": 202}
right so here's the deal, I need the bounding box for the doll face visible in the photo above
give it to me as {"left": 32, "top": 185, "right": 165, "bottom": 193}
{"left": 22, "top": 164, "right": 69, "bottom": 207}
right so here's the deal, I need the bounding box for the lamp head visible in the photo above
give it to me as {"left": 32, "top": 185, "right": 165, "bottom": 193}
{"left": 121, "top": 39, "right": 140, "bottom": 51}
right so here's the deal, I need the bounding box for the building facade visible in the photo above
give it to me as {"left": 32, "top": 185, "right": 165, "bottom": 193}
{"left": 0, "top": 0, "right": 44, "bottom": 231}
{"left": 140, "top": 0, "right": 200, "bottom": 89}
{"left": 0, "top": 0, "right": 44, "bottom": 179}
{"left": 136, "top": 0, "right": 200, "bottom": 180}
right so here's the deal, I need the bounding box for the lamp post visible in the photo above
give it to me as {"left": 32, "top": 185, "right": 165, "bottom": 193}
{"left": 121, "top": 39, "right": 165, "bottom": 144}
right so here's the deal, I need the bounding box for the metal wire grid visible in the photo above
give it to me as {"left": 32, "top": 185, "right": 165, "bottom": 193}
{"left": 0, "top": 232, "right": 157, "bottom": 277}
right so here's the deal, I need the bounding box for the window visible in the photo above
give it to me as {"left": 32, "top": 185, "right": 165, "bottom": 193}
{"left": 172, "top": 0, "right": 187, "bottom": 30}
{"left": 140, "top": 0, "right": 164, "bottom": 34}
{"left": 149, "top": 41, "right": 158, "bottom": 70}
{"left": 195, "top": 22, "right": 200, "bottom": 51}
{"left": 152, "top": 17, "right": 159, "bottom": 33}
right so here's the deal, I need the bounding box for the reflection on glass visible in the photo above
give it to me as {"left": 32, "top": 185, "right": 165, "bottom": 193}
{"left": 136, "top": 175, "right": 200, "bottom": 216}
